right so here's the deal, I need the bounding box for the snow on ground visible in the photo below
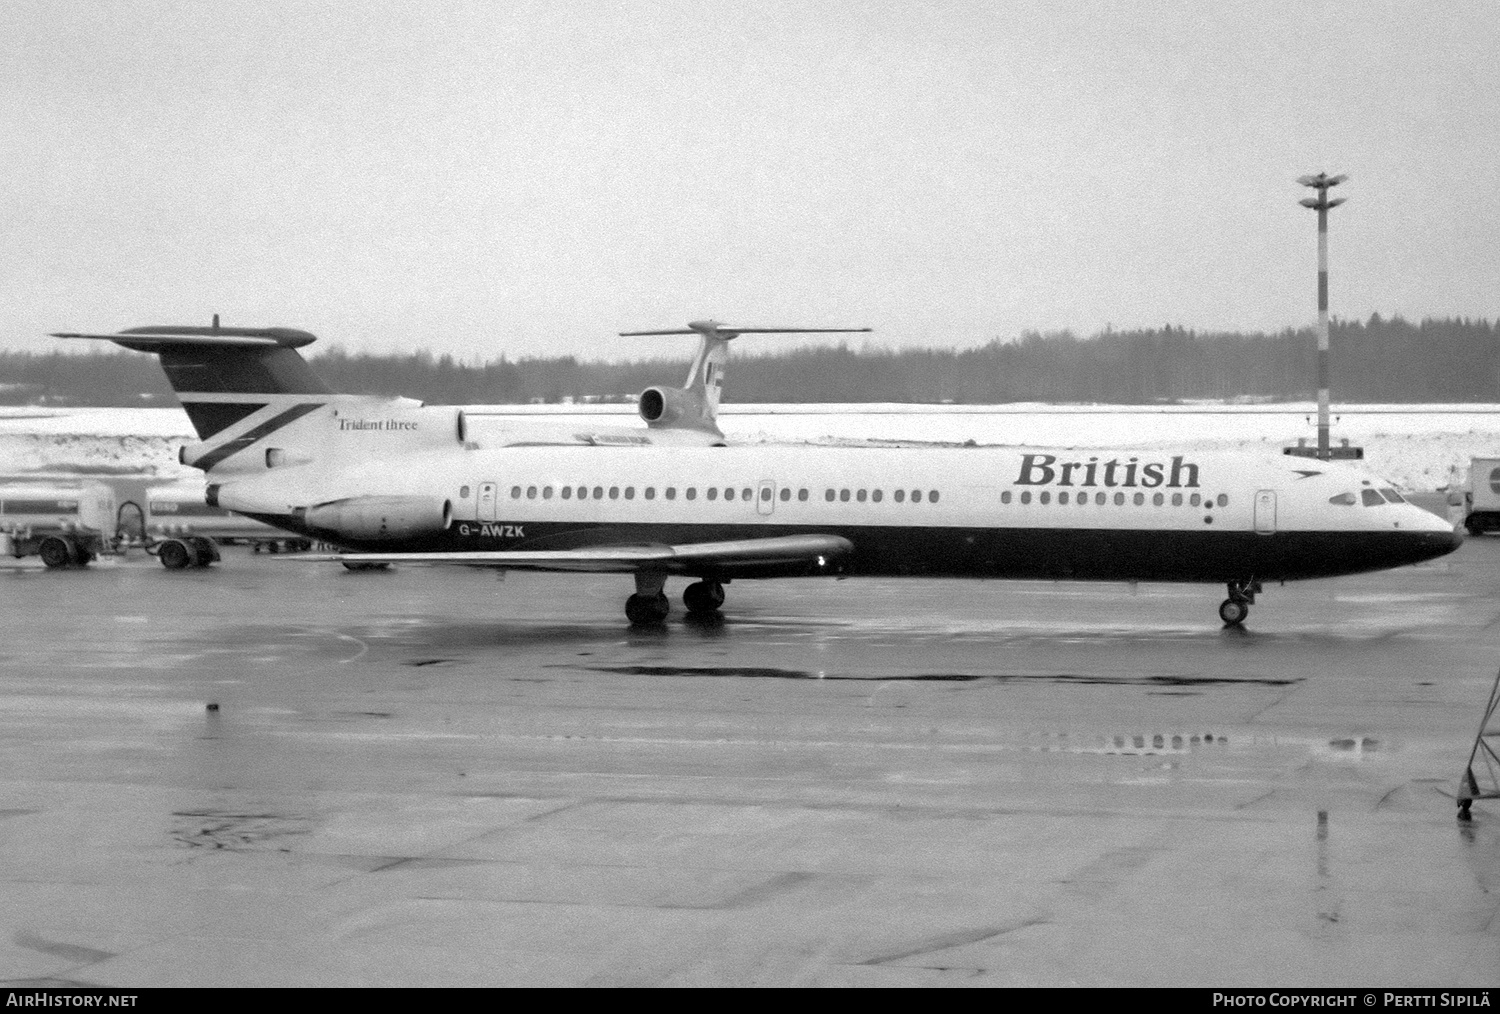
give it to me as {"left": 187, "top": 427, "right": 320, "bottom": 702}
{"left": 4, "top": 404, "right": 1500, "bottom": 492}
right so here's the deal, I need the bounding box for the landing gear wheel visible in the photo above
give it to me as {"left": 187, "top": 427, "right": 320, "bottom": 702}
{"left": 158, "top": 538, "right": 194, "bottom": 570}
{"left": 1219, "top": 598, "right": 1249, "bottom": 627}
{"left": 38, "top": 536, "right": 74, "bottom": 569}
{"left": 625, "top": 592, "right": 670, "bottom": 626}
{"left": 1466, "top": 521, "right": 1484, "bottom": 537}
{"left": 683, "top": 580, "right": 725, "bottom": 614}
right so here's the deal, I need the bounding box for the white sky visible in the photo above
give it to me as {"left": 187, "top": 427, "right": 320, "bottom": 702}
{"left": 2, "top": 0, "right": 1496, "bottom": 360}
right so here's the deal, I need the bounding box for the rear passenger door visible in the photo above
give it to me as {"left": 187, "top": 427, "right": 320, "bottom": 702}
{"left": 756, "top": 480, "right": 776, "bottom": 517}
{"left": 478, "top": 482, "right": 497, "bottom": 522}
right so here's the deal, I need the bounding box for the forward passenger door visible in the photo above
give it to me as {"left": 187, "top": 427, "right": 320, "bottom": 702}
{"left": 1254, "top": 490, "right": 1276, "bottom": 534}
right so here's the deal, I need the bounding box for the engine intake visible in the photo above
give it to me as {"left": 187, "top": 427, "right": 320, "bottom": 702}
{"left": 303, "top": 496, "right": 452, "bottom": 540}
{"left": 638, "top": 386, "right": 710, "bottom": 430}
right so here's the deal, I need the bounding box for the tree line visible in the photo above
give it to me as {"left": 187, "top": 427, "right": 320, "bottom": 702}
{"left": 3, "top": 315, "right": 1496, "bottom": 407}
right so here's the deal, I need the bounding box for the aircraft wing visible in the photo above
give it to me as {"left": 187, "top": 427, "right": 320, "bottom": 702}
{"left": 299, "top": 533, "right": 853, "bottom": 575}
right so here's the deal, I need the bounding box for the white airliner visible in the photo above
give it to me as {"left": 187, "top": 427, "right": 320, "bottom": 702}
{"left": 54, "top": 321, "right": 1462, "bottom": 627}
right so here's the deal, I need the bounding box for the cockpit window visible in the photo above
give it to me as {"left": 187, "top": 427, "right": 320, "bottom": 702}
{"left": 1328, "top": 492, "right": 1356, "bottom": 506}
{"left": 1380, "top": 488, "right": 1405, "bottom": 504}
{"left": 1360, "top": 489, "right": 1384, "bottom": 507}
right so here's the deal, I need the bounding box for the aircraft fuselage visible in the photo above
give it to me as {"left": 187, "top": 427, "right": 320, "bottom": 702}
{"left": 215, "top": 442, "right": 1461, "bottom": 585}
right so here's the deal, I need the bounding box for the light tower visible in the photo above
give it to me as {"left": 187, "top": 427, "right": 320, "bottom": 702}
{"left": 1292, "top": 172, "right": 1357, "bottom": 460}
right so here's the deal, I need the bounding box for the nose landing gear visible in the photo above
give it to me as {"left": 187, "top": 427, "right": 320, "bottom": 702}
{"left": 1219, "top": 579, "right": 1261, "bottom": 627}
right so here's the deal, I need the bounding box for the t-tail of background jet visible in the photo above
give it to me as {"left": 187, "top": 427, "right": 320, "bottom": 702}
{"left": 620, "top": 320, "right": 871, "bottom": 443}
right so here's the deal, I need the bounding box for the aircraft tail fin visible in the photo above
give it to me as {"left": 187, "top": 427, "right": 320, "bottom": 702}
{"left": 52, "top": 318, "right": 332, "bottom": 441}
{"left": 620, "top": 320, "right": 870, "bottom": 438}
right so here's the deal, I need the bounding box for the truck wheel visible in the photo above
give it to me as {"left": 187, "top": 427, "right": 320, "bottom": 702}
{"left": 158, "top": 539, "right": 194, "bottom": 570}
{"left": 39, "top": 536, "right": 75, "bottom": 569}
{"left": 188, "top": 537, "right": 218, "bottom": 567}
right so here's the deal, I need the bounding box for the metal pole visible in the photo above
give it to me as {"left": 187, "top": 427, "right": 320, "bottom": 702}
{"left": 1316, "top": 201, "right": 1330, "bottom": 459}
{"left": 1298, "top": 173, "right": 1346, "bottom": 461}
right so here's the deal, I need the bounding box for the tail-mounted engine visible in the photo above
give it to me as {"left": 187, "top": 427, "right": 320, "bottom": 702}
{"left": 301, "top": 495, "right": 453, "bottom": 540}
{"left": 638, "top": 386, "right": 715, "bottom": 433}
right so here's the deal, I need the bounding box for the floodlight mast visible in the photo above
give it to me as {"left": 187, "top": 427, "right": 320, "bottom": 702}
{"left": 1297, "top": 172, "right": 1348, "bottom": 460}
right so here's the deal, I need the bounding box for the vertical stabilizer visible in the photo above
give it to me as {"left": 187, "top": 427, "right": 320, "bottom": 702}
{"left": 621, "top": 320, "right": 870, "bottom": 438}
{"left": 51, "top": 323, "right": 330, "bottom": 441}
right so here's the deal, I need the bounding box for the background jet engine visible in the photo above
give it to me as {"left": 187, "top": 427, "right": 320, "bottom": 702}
{"left": 638, "top": 385, "right": 712, "bottom": 431}
{"left": 302, "top": 495, "right": 452, "bottom": 540}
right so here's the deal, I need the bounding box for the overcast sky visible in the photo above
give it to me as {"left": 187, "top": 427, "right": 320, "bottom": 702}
{"left": 2, "top": 1, "right": 1496, "bottom": 361}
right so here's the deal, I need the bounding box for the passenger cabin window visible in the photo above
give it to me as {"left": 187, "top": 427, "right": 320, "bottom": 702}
{"left": 1216, "top": 493, "right": 1228, "bottom": 507}
{"left": 839, "top": 489, "right": 850, "bottom": 502}
{"left": 625, "top": 487, "right": 636, "bottom": 500}
{"left": 460, "top": 485, "right": 471, "bottom": 498}
{"left": 930, "top": 491, "right": 940, "bottom": 503}
{"left": 1361, "top": 489, "right": 1384, "bottom": 507}
{"left": 543, "top": 486, "right": 553, "bottom": 499}
{"left": 856, "top": 490, "right": 867, "bottom": 503}
{"left": 761, "top": 487, "right": 772, "bottom": 502}
{"left": 527, "top": 486, "right": 537, "bottom": 499}
{"left": 609, "top": 487, "right": 619, "bottom": 499}
{"left": 912, "top": 490, "right": 922, "bottom": 503}
{"left": 896, "top": 490, "right": 907, "bottom": 503}
{"left": 798, "top": 489, "right": 809, "bottom": 501}
{"left": 779, "top": 488, "right": 790, "bottom": 501}
{"left": 742, "top": 488, "right": 752, "bottom": 501}
{"left": 686, "top": 488, "right": 696, "bottom": 500}
{"left": 511, "top": 486, "right": 522, "bottom": 499}
{"left": 561, "top": 487, "right": 571, "bottom": 499}
{"left": 644, "top": 487, "right": 655, "bottom": 500}
{"left": 872, "top": 489, "right": 882, "bottom": 503}
{"left": 666, "top": 488, "right": 676, "bottom": 500}
{"left": 1020, "top": 491, "right": 1031, "bottom": 504}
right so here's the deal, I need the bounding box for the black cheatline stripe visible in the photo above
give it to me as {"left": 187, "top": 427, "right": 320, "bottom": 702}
{"left": 193, "top": 403, "right": 324, "bottom": 471}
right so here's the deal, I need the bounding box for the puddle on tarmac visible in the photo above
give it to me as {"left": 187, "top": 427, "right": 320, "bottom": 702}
{"left": 571, "top": 663, "right": 1300, "bottom": 688}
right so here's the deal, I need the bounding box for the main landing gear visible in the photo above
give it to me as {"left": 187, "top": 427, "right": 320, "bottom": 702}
{"left": 1219, "top": 579, "right": 1261, "bottom": 627}
{"left": 624, "top": 576, "right": 727, "bottom": 625}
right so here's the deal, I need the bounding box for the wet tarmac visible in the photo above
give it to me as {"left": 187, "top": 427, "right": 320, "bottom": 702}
{"left": 1, "top": 539, "right": 1498, "bottom": 986}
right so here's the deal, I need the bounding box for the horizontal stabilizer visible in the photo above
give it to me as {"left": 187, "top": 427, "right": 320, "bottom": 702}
{"left": 621, "top": 319, "right": 870, "bottom": 339}
{"left": 52, "top": 325, "right": 317, "bottom": 351}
